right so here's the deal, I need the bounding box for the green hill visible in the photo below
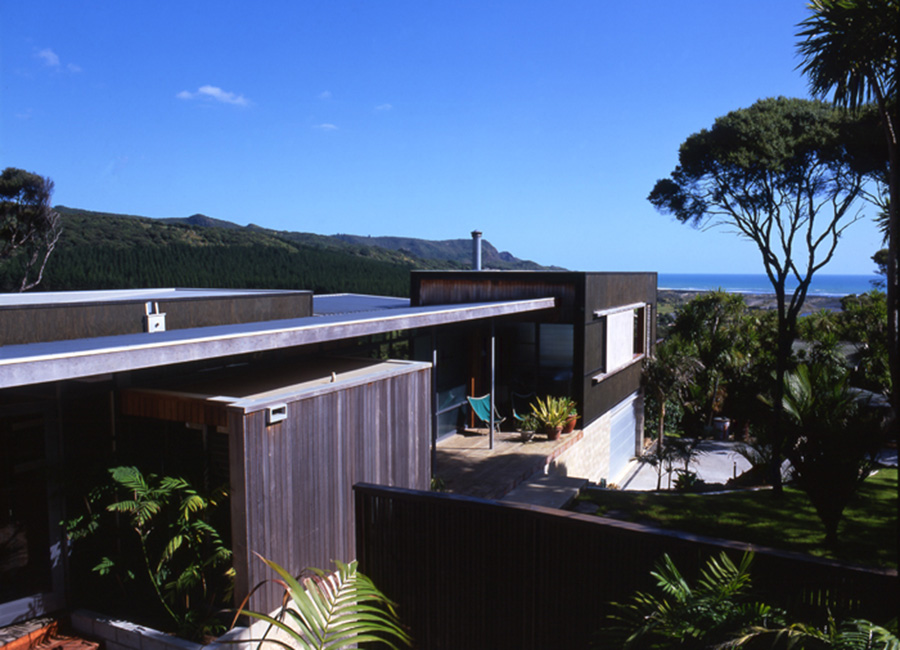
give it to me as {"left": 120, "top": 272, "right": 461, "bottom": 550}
{"left": 0, "top": 207, "right": 552, "bottom": 296}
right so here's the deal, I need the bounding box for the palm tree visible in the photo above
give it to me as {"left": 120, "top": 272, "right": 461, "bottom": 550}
{"left": 769, "top": 363, "right": 885, "bottom": 546}
{"left": 642, "top": 335, "right": 703, "bottom": 447}
{"left": 797, "top": 0, "right": 899, "bottom": 424}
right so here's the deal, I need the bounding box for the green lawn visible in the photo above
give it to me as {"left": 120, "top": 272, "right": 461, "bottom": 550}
{"left": 574, "top": 467, "right": 897, "bottom": 569}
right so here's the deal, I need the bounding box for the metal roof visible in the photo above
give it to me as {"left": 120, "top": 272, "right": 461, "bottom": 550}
{"left": 1, "top": 296, "right": 554, "bottom": 388}
{"left": 0, "top": 287, "right": 309, "bottom": 308}
{"left": 313, "top": 293, "right": 410, "bottom": 315}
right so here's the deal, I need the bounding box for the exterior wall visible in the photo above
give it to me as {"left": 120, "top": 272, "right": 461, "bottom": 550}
{"left": 230, "top": 363, "right": 432, "bottom": 613}
{"left": 548, "top": 411, "right": 611, "bottom": 483}
{"left": 0, "top": 291, "right": 312, "bottom": 345}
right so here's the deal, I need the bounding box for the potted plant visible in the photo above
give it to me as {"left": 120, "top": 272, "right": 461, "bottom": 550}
{"left": 563, "top": 398, "right": 579, "bottom": 433}
{"left": 517, "top": 413, "right": 539, "bottom": 442}
{"left": 531, "top": 395, "right": 569, "bottom": 441}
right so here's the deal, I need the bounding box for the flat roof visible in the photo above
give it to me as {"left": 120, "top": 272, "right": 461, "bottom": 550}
{"left": 0, "top": 287, "right": 309, "bottom": 308}
{"left": 1, "top": 296, "right": 554, "bottom": 388}
{"left": 126, "top": 357, "right": 431, "bottom": 414}
{"left": 313, "top": 293, "right": 410, "bottom": 315}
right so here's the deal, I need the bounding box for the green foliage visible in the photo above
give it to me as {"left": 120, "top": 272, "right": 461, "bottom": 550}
{"left": 0, "top": 167, "right": 61, "bottom": 291}
{"left": 769, "top": 363, "right": 887, "bottom": 545}
{"left": 731, "top": 616, "right": 900, "bottom": 649}
{"left": 238, "top": 555, "right": 411, "bottom": 650}
{"left": 600, "top": 552, "right": 783, "bottom": 649}
{"left": 530, "top": 395, "right": 571, "bottom": 429}
{"left": 66, "top": 466, "right": 234, "bottom": 640}
{"left": 0, "top": 206, "right": 553, "bottom": 295}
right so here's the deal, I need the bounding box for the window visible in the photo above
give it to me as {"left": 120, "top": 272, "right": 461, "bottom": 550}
{"left": 592, "top": 303, "right": 650, "bottom": 382}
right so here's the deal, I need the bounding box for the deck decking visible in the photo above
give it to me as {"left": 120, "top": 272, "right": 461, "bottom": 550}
{"left": 434, "top": 427, "right": 587, "bottom": 502}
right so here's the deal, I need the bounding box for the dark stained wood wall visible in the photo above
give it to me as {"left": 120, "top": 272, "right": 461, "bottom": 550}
{"left": 230, "top": 365, "right": 432, "bottom": 612}
{"left": 411, "top": 271, "right": 581, "bottom": 322}
{"left": 0, "top": 291, "right": 312, "bottom": 346}
{"left": 411, "top": 271, "right": 658, "bottom": 428}
{"left": 355, "top": 484, "right": 899, "bottom": 649}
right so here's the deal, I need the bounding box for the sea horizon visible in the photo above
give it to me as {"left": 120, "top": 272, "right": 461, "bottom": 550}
{"left": 658, "top": 273, "right": 881, "bottom": 297}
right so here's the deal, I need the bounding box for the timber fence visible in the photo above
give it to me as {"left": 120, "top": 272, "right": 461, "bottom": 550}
{"left": 354, "top": 483, "right": 898, "bottom": 650}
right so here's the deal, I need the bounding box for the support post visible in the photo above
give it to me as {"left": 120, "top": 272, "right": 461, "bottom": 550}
{"left": 490, "top": 320, "right": 496, "bottom": 450}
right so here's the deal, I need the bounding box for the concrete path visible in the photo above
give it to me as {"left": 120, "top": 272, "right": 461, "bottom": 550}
{"left": 617, "top": 440, "right": 898, "bottom": 491}
{"left": 618, "top": 440, "right": 753, "bottom": 491}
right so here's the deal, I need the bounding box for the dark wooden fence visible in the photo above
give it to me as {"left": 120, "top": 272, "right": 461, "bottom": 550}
{"left": 354, "top": 484, "right": 898, "bottom": 650}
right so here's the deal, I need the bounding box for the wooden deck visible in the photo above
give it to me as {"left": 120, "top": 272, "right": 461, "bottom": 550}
{"left": 434, "top": 427, "right": 585, "bottom": 500}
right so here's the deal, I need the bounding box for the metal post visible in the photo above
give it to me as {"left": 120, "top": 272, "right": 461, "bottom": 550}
{"left": 490, "top": 320, "right": 496, "bottom": 450}
{"left": 431, "top": 330, "right": 439, "bottom": 476}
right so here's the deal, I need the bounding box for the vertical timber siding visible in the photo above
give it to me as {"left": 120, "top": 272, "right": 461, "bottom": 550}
{"left": 231, "top": 366, "right": 431, "bottom": 613}
{"left": 355, "top": 485, "right": 898, "bottom": 650}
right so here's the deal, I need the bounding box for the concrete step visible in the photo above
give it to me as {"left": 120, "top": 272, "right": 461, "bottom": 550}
{"left": 500, "top": 474, "right": 587, "bottom": 509}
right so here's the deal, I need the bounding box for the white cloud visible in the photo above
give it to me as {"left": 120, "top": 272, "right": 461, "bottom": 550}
{"left": 375, "top": 103, "right": 393, "bottom": 111}
{"left": 177, "top": 85, "right": 250, "bottom": 106}
{"left": 318, "top": 90, "right": 332, "bottom": 100}
{"left": 314, "top": 123, "right": 338, "bottom": 131}
{"left": 35, "top": 48, "right": 82, "bottom": 73}
{"left": 37, "top": 49, "right": 60, "bottom": 67}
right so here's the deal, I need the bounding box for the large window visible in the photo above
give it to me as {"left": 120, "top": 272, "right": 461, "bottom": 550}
{"left": 591, "top": 303, "right": 650, "bottom": 382}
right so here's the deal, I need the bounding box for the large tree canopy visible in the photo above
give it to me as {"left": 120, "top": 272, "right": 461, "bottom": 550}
{"left": 796, "top": 0, "right": 899, "bottom": 418}
{"left": 0, "top": 167, "right": 62, "bottom": 291}
{"left": 648, "top": 96, "right": 876, "bottom": 489}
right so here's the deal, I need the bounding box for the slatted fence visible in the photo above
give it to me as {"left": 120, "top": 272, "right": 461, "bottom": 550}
{"left": 355, "top": 484, "right": 898, "bottom": 650}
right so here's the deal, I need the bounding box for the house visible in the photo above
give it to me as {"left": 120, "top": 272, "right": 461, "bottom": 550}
{"left": 0, "top": 269, "right": 655, "bottom": 626}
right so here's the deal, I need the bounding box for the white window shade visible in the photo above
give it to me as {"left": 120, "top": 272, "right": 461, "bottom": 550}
{"left": 606, "top": 310, "right": 635, "bottom": 372}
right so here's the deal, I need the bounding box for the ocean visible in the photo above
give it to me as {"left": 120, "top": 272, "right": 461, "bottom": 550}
{"left": 658, "top": 273, "right": 881, "bottom": 297}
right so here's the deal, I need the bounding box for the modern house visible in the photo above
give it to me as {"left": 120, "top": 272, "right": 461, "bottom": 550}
{"left": 0, "top": 268, "right": 655, "bottom": 626}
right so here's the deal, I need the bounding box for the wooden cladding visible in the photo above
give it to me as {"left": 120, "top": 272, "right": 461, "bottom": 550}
{"left": 231, "top": 365, "right": 432, "bottom": 613}
{"left": 355, "top": 484, "right": 899, "bottom": 650}
{"left": 120, "top": 389, "right": 229, "bottom": 428}
{"left": 0, "top": 291, "right": 312, "bottom": 346}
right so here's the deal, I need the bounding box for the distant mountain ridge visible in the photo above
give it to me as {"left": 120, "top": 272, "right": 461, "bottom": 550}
{"left": 3, "top": 207, "right": 558, "bottom": 294}
{"left": 89, "top": 207, "right": 554, "bottom": 271}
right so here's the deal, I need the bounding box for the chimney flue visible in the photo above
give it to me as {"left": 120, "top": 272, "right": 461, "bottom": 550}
{"left": 471, "top": 230, "right": 482, "bottom": 271}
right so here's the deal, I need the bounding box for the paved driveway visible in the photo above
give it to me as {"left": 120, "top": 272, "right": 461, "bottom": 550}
{"left": 618, "top": 440, "right": 898, "bottom": 491}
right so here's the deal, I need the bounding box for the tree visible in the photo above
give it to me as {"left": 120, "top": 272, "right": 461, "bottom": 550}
{"left": 669, "top": 291, "right": 752, "bottom": 432}
{"left": 797, "top": 0, "right": 899, "bottom": 433}
{"left": 642, "top": 335, "right": 703, "bottom": 446}
{"left": 0, "top": 167, "right": 62, "bottom": 291}
{"left": 768, "top": 364, "right": 886, "bottom": 546}
{"left": 648, "top": 97, "right": 874, "bottom": 490}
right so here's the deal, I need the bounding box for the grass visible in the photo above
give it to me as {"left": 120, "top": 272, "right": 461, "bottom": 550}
{"left": 574, "top": 467, "right": 897, "bottom": 570}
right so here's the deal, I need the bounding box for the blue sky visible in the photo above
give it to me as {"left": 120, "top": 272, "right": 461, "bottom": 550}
{"left": 1, "top": 1, "right": 885, "bottom": 275}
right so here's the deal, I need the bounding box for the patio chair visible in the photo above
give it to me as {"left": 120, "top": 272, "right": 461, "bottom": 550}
{"left": 511, "top": 391, "right": 535, "bottom": 422}
{"left": 467, "top": 394, "right": 506, "bottom": 431}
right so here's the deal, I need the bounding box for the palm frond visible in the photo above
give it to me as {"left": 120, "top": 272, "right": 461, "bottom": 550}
{"left": 242, "top": 555, "right": 411, "bottom": 650}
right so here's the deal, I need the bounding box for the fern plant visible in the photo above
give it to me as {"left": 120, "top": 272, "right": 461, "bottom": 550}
{"left": 238, "top": 555, "right": 411, "bottom": 650}
{"left": 66, "top": 466, "right": 234, "bottom": 640}
{"left": 600, "top": 552, "right": 783, "bottom": 649}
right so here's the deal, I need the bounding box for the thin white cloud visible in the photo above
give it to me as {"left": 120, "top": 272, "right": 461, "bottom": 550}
{"left": 36, "top": 48, "right": 82, "bottom": 73}
{"left": 37, "top": 49, "right": 60, "bottom": 67}
{"left": 177, "top": 85, "right": 250, "bottom": 106}
{"left": 318, "top": 91, "right": 332, "bottom": 100}
{"left": 375, "top": 103, "right": 393, "bottom": 111}
{"left": 314, "top": 123, "right": 338, "bottom": 131}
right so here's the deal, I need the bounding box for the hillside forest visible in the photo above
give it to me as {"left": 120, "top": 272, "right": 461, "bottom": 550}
{"left": 0, "top": 206, "right": 550, "bottom": 296}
